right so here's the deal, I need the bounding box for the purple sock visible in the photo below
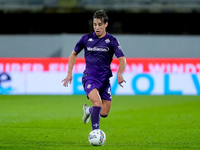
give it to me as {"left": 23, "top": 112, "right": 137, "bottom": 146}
{"left": 101, "top": 114, "right": 108, "bottom": 118}
{"left": 90, "top": 106, "right": 102, "bottom": 130}
{"left": 89, "top": 107, "right": 93, "bottom": 114}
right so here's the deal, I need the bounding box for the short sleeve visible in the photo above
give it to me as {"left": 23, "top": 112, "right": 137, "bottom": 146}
{"left": 74, "top": 36, "right": 85, "bottom": 54}
{"left": 112, "top": 38, "right": 125, "bottom": 58}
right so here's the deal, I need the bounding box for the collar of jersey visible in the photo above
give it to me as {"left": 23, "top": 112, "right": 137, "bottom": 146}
{"left": 93, "top": 32, "right": 109, "bottom": 39}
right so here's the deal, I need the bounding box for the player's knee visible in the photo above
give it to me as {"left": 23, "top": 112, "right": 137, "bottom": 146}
{"left": 90, "top": 97, "right": 102, "bottom": 106}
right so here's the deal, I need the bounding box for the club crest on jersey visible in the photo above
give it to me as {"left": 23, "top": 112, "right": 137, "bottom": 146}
{"left": 105, "top": 38, "right": 110, "bottom": 43}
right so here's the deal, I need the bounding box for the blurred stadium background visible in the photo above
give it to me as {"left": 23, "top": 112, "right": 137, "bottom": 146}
{"left": 0, "top": 0, "right": 200, "bottom": 35}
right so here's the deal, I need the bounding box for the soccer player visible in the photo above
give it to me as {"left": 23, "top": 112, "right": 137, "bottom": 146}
{"left": 62, "top": 10, "right": 126, "bottom": 130}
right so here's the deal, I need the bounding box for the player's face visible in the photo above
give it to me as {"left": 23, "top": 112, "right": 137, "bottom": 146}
{"left": 93, "top": 18, "right": 108, "bottom": 38}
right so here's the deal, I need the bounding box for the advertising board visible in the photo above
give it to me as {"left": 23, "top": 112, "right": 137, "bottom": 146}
{"left": 0, "top": 58, "right": 199, "bottom": 95}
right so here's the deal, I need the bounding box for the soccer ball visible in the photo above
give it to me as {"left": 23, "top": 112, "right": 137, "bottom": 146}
{"left": 88, "top": 129, "right": 106, "bottom": 146}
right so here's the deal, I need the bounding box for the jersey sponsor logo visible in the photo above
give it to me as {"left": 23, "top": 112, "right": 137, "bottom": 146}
{"left": 87, "top": 46, "right": 109, "bottom": 52}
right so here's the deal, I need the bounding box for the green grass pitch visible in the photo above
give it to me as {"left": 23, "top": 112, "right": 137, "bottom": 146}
{"left": 0, "top": 95, "right": 200, "bottom": 150}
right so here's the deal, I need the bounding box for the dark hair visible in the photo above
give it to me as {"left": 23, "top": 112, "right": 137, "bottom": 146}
{"left": 93, "top": 10, "right": 108, "bottom": 24}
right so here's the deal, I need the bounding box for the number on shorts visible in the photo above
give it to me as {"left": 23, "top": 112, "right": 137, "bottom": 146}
{"left": 108, "top": 87, "right": 111, "bottom": 98}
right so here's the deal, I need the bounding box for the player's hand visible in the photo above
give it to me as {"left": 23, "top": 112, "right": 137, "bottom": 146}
{"left": 62, "top": 73, "right": 73, "bottom": 87}
{"left": 117, "top": 74, "right": 126, "bottom": 87}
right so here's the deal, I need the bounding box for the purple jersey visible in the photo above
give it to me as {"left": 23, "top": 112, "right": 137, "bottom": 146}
{"left": 74, "top": 32, "right": 124, "bottom": 81}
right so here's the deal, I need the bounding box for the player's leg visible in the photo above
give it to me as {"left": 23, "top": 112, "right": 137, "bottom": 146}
{"left": 83, "top": 99, "right": 111, "bottom": 121}
{"left": 82, "top": 78, "right": 110, "bottom": 129}
{"left": 99, "top": 82, "right": 112, "bottom": 118}
{"left": 100, "top": 100, "right": 111, "bottom": 118}
{"left": 82, "top": 78, "right": 101, "bottom": 125}
{"left": 88, "top": 88, "right": 102, "bottom": 106}
{"left": 87, "top": 88, "right": 102, "bottom": 130}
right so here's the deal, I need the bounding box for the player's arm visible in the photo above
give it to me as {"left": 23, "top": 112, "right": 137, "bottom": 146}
{"left": 117, "top": 56, "right": 126, "bottom": 87}
{"left": 62, "top": 50, "right": 78, "bottom": 87}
